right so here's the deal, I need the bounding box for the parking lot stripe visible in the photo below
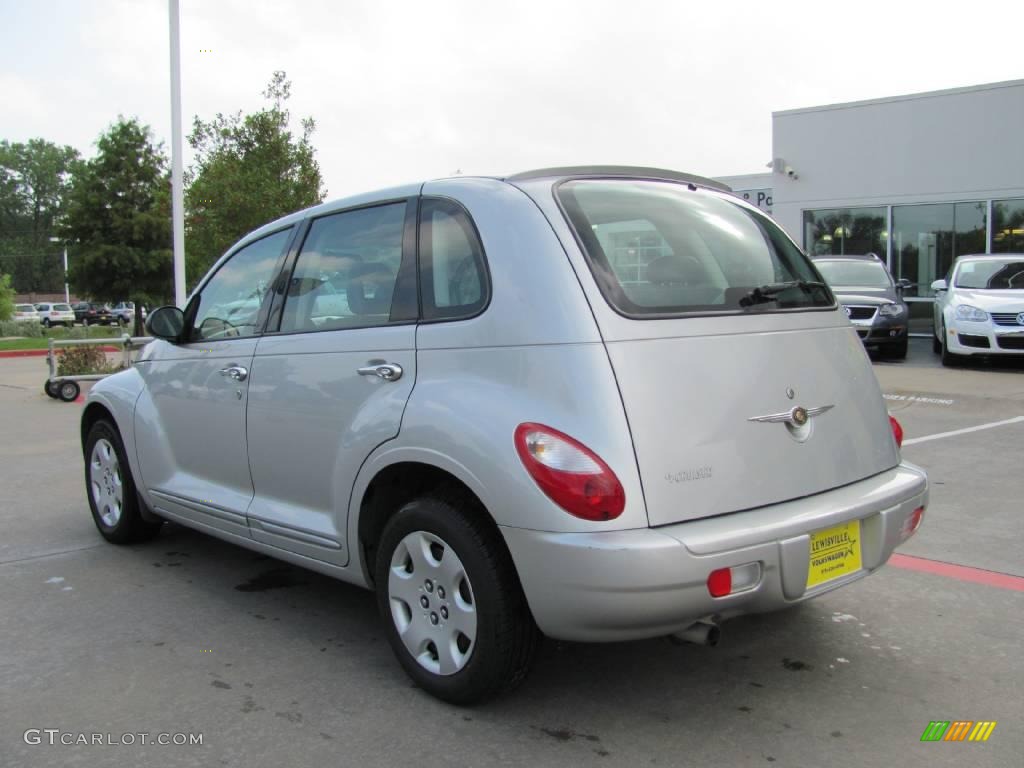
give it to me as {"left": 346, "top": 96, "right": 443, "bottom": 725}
{"left": 889, "top": 553, "right": 1024, "bottom": 592}
{"left": 902, "top": 415, "right": 1024, "bottom": 446}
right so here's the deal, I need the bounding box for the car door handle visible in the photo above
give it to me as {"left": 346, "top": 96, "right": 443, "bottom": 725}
{"left": 357, "top": 362, "right": 403, "bottom": 382}
{"left": 219, "top": 365, "right": 249, "bottom": 382}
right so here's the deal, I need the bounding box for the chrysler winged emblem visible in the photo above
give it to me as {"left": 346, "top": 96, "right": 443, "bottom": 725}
{"left": 748, "top": 404, "right": 834, "bottom": 427}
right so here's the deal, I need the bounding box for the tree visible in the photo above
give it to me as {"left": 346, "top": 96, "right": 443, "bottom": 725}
{"left": 63, "top": 118, "right": 173, "bottom": 334}
{"left": 186, "top": 71, "right": 325, "bottom": 279}
{"left": 0, "top": 273, "right": 14, "bottom": 321}
{"left": 0, "top": 139, "right": 79, "bottom": 292}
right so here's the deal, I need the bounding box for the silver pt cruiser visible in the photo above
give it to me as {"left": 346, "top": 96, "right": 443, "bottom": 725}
{"left": 81, "top": 167, "right": 928, "bottom": 704}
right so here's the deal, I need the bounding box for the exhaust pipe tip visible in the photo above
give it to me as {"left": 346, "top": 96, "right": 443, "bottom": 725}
{"left": 670, "top": 621, "right": 720, "bottom": 647}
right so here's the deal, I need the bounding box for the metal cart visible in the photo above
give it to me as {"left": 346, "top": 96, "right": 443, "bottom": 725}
{"left": 44, "top": 334, "right": 152, "bottom": 402}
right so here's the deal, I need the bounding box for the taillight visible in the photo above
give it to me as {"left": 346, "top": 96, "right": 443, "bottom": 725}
{"left": 889, "top": 414, "right": 903, "bottom": 448}
{"left": 901, "top": 506, "right": 925, "bottom": 540}
{"left": 514, "top": 423, "right": 625, "bottom": 521}
{"left": 707, "top": 563, "right": 762, "bottom": 597}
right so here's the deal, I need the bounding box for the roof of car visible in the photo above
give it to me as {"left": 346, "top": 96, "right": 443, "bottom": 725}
{"left": 235, "top": 167, "right": 733, "bottom": 255}
{"left": 504, "top": 166, "right": 732, "bottom": 193}
{"left": 812, "top": 254, "right": 885, "bottom": 262}
{"left": 956, "top": 253, "right": 1024, "bottom": 261}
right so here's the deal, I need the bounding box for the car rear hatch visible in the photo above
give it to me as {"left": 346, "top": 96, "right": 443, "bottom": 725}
{"left": 541, "top": 176, "right": 900, "bottom": 526}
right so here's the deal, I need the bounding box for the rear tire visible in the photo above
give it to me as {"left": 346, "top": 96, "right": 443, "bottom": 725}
{"left": 84, "top": 420, "right": 162, "bottom": 544}
{"left": 374, "top": 490, "right": 539, "bottom": 705}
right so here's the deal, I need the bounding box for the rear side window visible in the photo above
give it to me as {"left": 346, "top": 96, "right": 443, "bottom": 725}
{"left": 419, "top": 198, "right": 488, "bottom": 320}
{"left": 558, "top": 179, "right": 833, "bottom": 317}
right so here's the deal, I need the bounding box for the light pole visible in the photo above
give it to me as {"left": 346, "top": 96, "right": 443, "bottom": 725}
{"left": 169, "top": 0, "right": 186, "bottom": 307}
{"left": 49, "top": 237, "right": 69, "bottom": 303}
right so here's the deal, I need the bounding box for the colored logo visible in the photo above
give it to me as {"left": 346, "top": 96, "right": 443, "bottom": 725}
{"left": 920, "top": 720, "right": 996, "bottom": 742}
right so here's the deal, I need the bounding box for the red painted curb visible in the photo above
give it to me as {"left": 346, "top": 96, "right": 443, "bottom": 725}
{"left": 0, "top": 346, "right": 120, "bottom": 358}
{"left": 889, "top": 553, "right": 1024, "bottom": 592}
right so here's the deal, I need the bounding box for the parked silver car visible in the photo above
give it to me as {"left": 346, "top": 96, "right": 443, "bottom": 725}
{"left": 35, "top": 302, "right": 75, "bottom": 328}
{"left": 81, "top": 167, "right": 928, "bottom": 703}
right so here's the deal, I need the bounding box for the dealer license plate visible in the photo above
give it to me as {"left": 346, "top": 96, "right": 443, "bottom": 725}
{"left": 806, "top": 520, "right": 862, "bottom": 589}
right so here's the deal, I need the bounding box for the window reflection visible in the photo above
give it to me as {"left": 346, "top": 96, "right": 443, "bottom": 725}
{"left": 891, "top": 202, "right": 986, "bottom": 298}
{"left": 803, "top": 208, "right": 887, "bottom": 257}
{"left": 993, "top": 199, "right": 1024, "bottom": 253}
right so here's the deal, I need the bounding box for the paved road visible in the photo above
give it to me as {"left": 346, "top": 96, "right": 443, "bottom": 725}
{"left": 0, "top": 347, "right": 1021, "bottom": 768}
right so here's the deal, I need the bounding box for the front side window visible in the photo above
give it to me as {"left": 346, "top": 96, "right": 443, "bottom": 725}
{"left": 815, "top": 260, "right": 892, "bottom": 289}
{"left": 419, "top": 198, "right": 488, "bottom": 320}
{"left": 558, "top": 179, "right": 832, "bottom": 317}
{"left": 191, "top": 228, "right": 292, "bottom": 341}
{"left": 279, "top": 202, "right": 406, "bottom": 333}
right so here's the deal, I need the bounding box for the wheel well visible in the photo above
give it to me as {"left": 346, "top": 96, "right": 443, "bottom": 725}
{"left": 80, "top": 403, "right": 115, "bottom": 450}
{"left": 358, "top": 462, "right": 500, "bottom": 587}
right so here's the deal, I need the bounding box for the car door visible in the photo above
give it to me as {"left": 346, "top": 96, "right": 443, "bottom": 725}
{"left": 133, "top": 227, "right": 294, "bottom": 537}
{"left": 244, "top": 200, "right": 418, "bottom": 565}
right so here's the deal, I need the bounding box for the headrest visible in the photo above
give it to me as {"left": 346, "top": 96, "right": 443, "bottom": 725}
{"left": 646, "top": 255, "right": 707, "bottom": 285}
{"left": 347, "top": 263, "right": 395, "bottom": 316}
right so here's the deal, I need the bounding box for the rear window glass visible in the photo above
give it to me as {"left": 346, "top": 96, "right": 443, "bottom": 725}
{"left": 557, "top": 179, "right": 833, "bottom": 317}
{"left": 815, "top": 260, "right": 891, "bottom": 289}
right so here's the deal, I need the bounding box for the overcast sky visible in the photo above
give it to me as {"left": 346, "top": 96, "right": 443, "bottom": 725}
{"left": 2, "top": 0, "right": 1021, "bottom": 199}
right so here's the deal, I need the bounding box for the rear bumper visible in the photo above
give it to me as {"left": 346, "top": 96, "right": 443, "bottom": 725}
{"left": 501, "top": 461, "right": 928, "bottom": 642}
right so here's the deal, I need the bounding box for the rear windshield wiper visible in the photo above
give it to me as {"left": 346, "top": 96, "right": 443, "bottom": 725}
{"left": 739, "top": 280, "right": 828, "bottom": 307}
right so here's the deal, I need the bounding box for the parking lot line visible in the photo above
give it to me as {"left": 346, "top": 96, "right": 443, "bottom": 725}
{"left": 902, "top": 415, "right": 1024, "bottom": 446}
{"left": 889, "top": 553, "right": 1024, "bottom": 592}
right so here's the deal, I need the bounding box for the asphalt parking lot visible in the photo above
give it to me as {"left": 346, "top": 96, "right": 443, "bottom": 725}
{"left": 1, "top": 338, "right": 1021, "bottom": 768}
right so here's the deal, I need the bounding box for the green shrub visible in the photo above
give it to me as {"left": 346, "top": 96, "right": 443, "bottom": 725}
{"left": 0, "top": 319, "right": 44, "bottom": 338}
{"left": 56, "top": 345, "right": 123, "bottom": 376}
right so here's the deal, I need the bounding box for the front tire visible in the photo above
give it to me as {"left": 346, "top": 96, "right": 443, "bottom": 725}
{"left": 940, "top": 323, "right": 964, "bottom": 367}
{"left": 43, "top": 318, "right": 51, "bottom": 328}
{"left": 84, "top": 420, "right": 162, "bottom": 544}
{"left": 889, "top": 337, "right": 908, "bottom": 360}
{"left": 375, "top": 491, "right": 539, "bottom": 705}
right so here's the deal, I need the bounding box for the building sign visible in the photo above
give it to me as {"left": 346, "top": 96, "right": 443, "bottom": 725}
{"left": 734, "top": 188, "right": 773, "bottom": 214}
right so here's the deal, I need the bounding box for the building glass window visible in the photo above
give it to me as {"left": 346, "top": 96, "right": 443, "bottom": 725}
{"left": 891, "top": 202, "right": 986, "bottom": 299}
{"left": 803, "top": 208, "right": 887, "bottom": 257}
{"left": 993, "top": 198, "right": 1024, "bottom": 253}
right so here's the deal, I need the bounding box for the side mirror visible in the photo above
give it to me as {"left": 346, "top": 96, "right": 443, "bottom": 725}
{"left": 145, "top": 306, "right": 185, "bottom": 342}
{"left": 930, "top": 279, "right": 948, "bottom": 292}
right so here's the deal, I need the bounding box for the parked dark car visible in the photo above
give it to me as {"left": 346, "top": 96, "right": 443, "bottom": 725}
{"left": 813, "top": 254, "right": 911, "bottom": 359}
{"left": 72, "top": 302, "right": 115, "bottom": 326}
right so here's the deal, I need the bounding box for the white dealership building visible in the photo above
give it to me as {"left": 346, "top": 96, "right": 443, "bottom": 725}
{"left": 717, "top": 79, "right": 1024, "bottom": 334}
